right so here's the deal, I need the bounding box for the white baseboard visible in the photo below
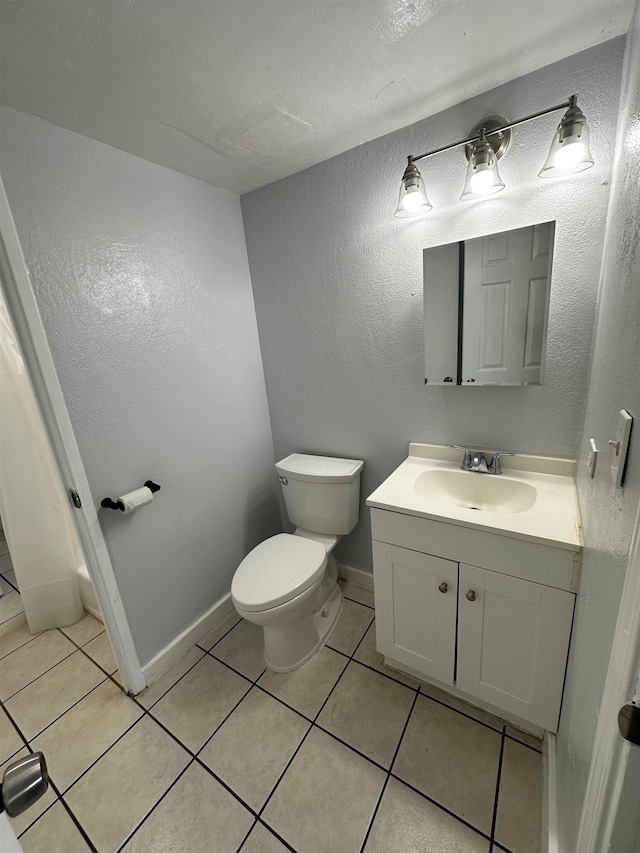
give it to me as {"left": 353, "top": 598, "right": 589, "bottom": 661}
{"left": 337, "top": 563, "right": 374, "bottom": 591}
{"left": 141, "top": 593, "right": 235, "bottom": 688}
{"left": 82, "top": 602, "right": 103, "bottom": 622}
{"left": 544, "top": 732, "right": 559, "bottom": 853}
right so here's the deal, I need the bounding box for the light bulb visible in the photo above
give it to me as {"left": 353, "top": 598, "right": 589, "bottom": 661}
{"left": 469, "top": 165, "right": 495, "bottom": 195}
{"left": 553, "top": 137, "right": 586, "bottom": 171}
{"left": 461, "top": 137, "right": 504, "bottom": 201}
{"left": 402, "top": 186, "right": 426, "bottom": 211}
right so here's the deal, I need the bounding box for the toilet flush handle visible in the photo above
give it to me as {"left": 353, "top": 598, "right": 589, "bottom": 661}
{"left": 278, "top": 475, "right": 288, "bottom": 485}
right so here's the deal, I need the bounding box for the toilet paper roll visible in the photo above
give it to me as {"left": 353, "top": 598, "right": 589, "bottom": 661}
{"left": 118, "top": 486, "right": 153, "bottom": 514}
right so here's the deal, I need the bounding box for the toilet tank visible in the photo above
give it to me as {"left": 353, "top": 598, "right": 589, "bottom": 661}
{"left": 275, "top": 454, "right": 364, "bottom": 535}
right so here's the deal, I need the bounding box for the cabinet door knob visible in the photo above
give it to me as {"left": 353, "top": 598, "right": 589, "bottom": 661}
{"left": 466, "top": 590, "right": 477, "bottom": 602}
{"left": 438, "top": 582, "right": 448, "bottom": 593}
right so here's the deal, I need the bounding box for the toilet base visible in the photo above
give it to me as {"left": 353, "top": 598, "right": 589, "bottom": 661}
{"left": 263, "top": 582, "right": 343, "bottom": 673}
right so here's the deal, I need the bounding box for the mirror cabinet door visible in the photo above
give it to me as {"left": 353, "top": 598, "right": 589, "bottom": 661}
{"left": 424, "top": 221, "right": 555, "bottom": 387}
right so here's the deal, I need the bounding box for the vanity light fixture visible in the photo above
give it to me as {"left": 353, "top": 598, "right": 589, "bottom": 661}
{"left": 395, "top": 158, "right": 432, "bottom": 216}
{"left": 539, "top": 95, "right": 594, "bottom": 177}
{"left": 394, "top": 94, "right": 594, "bottom": 217}
{"left": 460, "top": 120, "right": 507, "bottom": 200}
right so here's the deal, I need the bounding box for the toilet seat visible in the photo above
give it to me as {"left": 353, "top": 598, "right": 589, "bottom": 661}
{"left": 231, "top": 533, "right": 327, "bottom": 612}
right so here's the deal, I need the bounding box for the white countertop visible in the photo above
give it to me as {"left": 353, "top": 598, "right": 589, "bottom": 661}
{"left": 366, "top": 443, "right": 583, "bottom": 552}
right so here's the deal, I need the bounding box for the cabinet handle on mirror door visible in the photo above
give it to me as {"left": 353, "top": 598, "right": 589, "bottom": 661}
{"left": 466, "top": 590, "right": 477, "bottom": 602}
{"left": 438, "top": 582, "right": 448, "bottom": 593}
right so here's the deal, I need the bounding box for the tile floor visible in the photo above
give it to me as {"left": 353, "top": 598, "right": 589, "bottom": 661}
{"left": 0, "top": 538, "right": 543, "bottom": 853}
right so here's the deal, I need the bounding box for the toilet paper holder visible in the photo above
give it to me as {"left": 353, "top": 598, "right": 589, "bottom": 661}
{"left": 101, "top": 480, "right": 161, "bottom": 511}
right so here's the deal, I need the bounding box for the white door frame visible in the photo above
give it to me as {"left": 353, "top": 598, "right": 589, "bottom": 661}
{"left": 577, "top": 497, "right": 640, "bottom": 851}
{"left": 0, "top": 178, "right": 145, "bottom": 695}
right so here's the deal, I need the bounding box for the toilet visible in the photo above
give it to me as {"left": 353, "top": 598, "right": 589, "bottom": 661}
{"left": 231, "top": 453, "right": 364, "bottom": 672}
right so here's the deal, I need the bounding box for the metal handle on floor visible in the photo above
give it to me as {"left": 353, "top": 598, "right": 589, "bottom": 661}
{"left": 1, "top": 752, "right": 49, "bottom": 817}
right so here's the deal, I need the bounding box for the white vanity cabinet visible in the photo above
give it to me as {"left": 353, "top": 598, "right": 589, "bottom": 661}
{"left": 371, "top": 510, "right": 578, "bottom": 732}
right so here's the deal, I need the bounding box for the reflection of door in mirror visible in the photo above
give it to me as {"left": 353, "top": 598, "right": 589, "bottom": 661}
{"left": 462, "top": 223, "right": 554, "bottom": 385}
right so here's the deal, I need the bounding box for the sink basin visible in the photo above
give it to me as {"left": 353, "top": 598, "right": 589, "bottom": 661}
{"left": 366, "top": 443, "right": 581, "bottom": 549}
{"left": 414, "top": 469, "right": 537, "bottom": 514}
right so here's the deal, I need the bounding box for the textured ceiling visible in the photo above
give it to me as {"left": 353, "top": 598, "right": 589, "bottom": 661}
{"left": 0, "top": 0, "right": 634, "bottom": 193}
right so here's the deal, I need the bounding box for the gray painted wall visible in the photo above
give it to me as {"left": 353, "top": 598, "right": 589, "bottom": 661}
{"left": 557, "top": 14, "right": 640, "bottom": 849}
{"left": 0, "top": 107, "right": 280, "bottom": 666}
{"left": 241, "top": 39, "right": 624, "bottom": 574}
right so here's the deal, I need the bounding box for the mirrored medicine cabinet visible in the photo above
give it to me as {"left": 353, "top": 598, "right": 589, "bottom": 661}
{"left": 424, "top": 221, "right": 555, "bottom": 386}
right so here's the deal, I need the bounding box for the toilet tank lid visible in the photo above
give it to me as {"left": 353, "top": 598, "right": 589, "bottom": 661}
{"left": 276, "top": 453, "right": 364, "bottom": 483}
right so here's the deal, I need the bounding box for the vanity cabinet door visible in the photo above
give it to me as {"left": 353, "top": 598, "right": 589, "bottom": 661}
{"left": 373, "top": 542, "right": 457, "bottom": 686}
{"left": 456, "top": 564, "right": 575, "bottom": 731}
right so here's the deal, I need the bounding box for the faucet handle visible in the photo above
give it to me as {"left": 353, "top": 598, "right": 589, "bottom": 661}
{"left": 488, "top": 451, "right": 514, "bottom": 475}
{"left": 451, "top": 445, "right": 472, "bottom": 471}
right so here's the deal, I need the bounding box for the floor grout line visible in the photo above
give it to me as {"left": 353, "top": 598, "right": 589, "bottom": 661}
{"left": 235, "top": 816, "right": 299, "bottom": 853}
{"left": 192, "top": 681, "right": 256, "bottom": 756}
{"left": 388, "top": 688, "right": 421, "bottom": 774}
{"left": 1, "top": 695, "right": 37, "bottom": 752}
{"left": 114, "top": 759, "right": 196, "bottom": 853}
{"left": 14, "top": 673, "right": 111, "bottom": 744}
{"left": 56, "top": 714, "right": 145, "bottom": 797}
{"left": 388, "top": 771, "right": 494, "bottom": 843}
{"left": 0, "top": 630, "right": 80, "bottom": 702}
{"left": 346, "top": 655, "right": 419, "bottom": 692}
{"left": 489, "top": 725, "right": 508, "bottom": 849}
{"left": 15, "top": 793, "right": 59, "bottom": 840}
{"left": 233, "top": 816, "right": 259, "bottom": 853}
{"left": 206, "top": 649, "right": 265, "bottom": 686}
{"left": 417, "top": 688, "right": 505, "bottom": 734}
{"left": 253, "top": 725, "right": 315, "bottom": 826}
{"left": 0, "top": 573, "right": 20, "bottom": 594}
{"left": 251, "top": 680, "right": 325, "bottom": 724}
{"left": 358, "top": 687, "right": 422, "bottom": 853}
{"left": 138, "top": 648, "right": 208, "bottom": 711}
{"left": 0, "top": 619, "right": 46, "bottom": 662}
{"left": 191, "top": 752, "right": 260, "bottom": 818}
{"left": 359, "top": 774, "right": 391, "bottom": 853}
{"left": 62, "top": 625, "right": 106, "bottom": 653}
{"left": 50, "top": 778, "right": 99, "bottom": 852}
{"left": 194, "top": 615, "right": 242, "bottom": 655}
{"left": 492, "top": 842, "right": 517, "bottom": 853}
{"left": 311, "top": 723, "right": 390, "bottom": 774}
{"left": 0, "top": 743, "right": 24, "bottom": 770}
{"left": 339, "top": 593, "right": 375, "bottom": 612}
{"left": 73, "top": 635, "right": 121, "bottom": 680}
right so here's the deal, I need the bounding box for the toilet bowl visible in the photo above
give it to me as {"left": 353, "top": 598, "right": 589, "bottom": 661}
{"left": 232, "top": 532, "right": 343, "bottom": 671}
{"left": 231, "top": 453, "right": 364, "bottom": 672}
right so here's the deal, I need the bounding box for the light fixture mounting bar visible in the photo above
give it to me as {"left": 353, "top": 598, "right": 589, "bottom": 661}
{"left": 410, "top": 97, "right": 574, "bottom": 164}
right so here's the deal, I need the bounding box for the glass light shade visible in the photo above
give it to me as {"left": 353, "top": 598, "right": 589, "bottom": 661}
{"left": 539, "top": 100, "right": 594, "bottom": 177}
{"left": 460, "top": 137, "right": 505, "bottom": 200}
{"left": 395, "top": 160, "right": 432, "bottom": 217}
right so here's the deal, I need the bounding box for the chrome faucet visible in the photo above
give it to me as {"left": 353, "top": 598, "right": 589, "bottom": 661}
{"left": 451, "top": 445, "right": 514, "bottom": 475}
